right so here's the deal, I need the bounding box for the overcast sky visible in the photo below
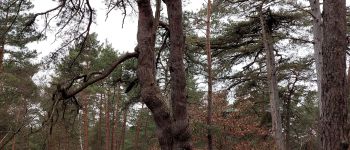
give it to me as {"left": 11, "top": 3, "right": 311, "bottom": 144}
{"left": 28, "top": 0, "right": 204, "bottom": 58}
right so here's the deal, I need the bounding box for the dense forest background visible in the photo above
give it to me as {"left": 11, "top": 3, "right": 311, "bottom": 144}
{"left": 0, "top": 0, "right": 349, "bottom": 149}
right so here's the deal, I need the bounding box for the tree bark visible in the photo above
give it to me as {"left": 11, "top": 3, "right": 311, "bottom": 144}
{"left": 320, "top": 0, "right": 348, "bottom": 149}
{"left": 162, "top": 0, "right": 192, "bottom": 149}
{"left": 206, "top": 0, "right": 213, "bottom": 149}
{"left": 258, "top": 4, "right": 286, "bottom": 150}
{"left": 136, "top": 0, "right": 174, "bottom": 149}
{"left": 308, "top": 0, "right": 323, "bottom": 114}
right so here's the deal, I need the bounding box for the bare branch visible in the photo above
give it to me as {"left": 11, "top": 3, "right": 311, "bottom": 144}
{"left": 61, "top": 51, "right": 138, "bottom": 98}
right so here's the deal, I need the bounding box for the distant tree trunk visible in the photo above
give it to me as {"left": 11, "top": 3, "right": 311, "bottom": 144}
{"left": 98, "top": 93, "right": 103, "bottom": 148}
{"left": 11, "top": 135, "right": 15, "bottom": 150}
{"left": 0, "top": 41, "right": 4, "bottom": 74}
{"left": 105, "top": 93, "right": 111, "bottom": 150}
{"left": 112, "top": 86, "right": 120, "bottom": 150}
{"left": 206, "top": 0, "right": 213, "bottom": 149}
{"left": 65, "top": 128, "right": 69, "bottom": 150}
{"left": 308, "top": 0, "right": 323, "bottom": 113}
{"left": 82, "top": 93, "right": 89, "bottom": 150}
{"left": 284, "top": 94, "right": 291, "bottom": 150}
{"left": 144, "top": 115, "right": 149, "bottom": 147}
{"left": 120, "top": 108, "right": 128, "bottom": 150}
{"left": 163, "top": 0, "right": 192, "bottom": 149}
{"left": 284, "top": 78, "right": 297, "bottom": 150}
{"left": 258, "top": 4, "right": 286, "bottom": 150}
{"left": 134, "top": 104, "right": 144, "bottom": 149}
{"left": 11, "top": 108, "right": 21, "bottom": 150}
{"left": 320, "top": 0, "right": 348, "bottom": 149}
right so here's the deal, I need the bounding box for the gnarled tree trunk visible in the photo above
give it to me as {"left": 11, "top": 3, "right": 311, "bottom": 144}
{"left": 136, "top": 0, "right": 192, "bottom": 149}
{"left": 136, "top": 0, "right": 173, "bottom": 149}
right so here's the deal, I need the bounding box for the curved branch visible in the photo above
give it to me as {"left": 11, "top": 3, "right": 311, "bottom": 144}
{"left": 61, "top": 51, "right": 138, "bottom": 98}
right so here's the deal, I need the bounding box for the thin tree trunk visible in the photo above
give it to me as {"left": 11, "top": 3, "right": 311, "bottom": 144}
{"left": 120, "top": 108, "right": 127, "bottom": 150}
{"left": 136, "top": 0, "right": 174, "bottom": 149}
{"left": 320, "top": 0, "right": 348, "bottom": 149}
{"left": 11, "top": 108, "right": 20, "bottom": 150}
{"left": 65, "top": 128, "right": 69, "bottom": 150}
{"left": 258, "top": 4, "right": 286, "bottom": 150}
{"left": 105, "top": 93, "right": 111, "bottom": 150}
{"left": 11, "top": 135, "right": 15, "bottom": 150}
{"left": 98, "top": 93, "right": 103, "bottom": 149}
{"left": 206, "top": 0, "right": 213, "bottom": 149}
{"left": 284, "top": 79, "right": 297, "bottom": 150}
{"left": 0, "top": 41, "right": 4, "bottom": 74}
{"left": 82, "top": 93, "right": 89, "bottom": 150}
{"left": 144, "top": 115, "right": 149, "bottom": 148}
{"left": 112, "top": 86, "right": 120, "bottom": 150}
{"left": 134, "top": 104, "right": 144, "bottom": 149}
{"left": 163, "top": 0, "right": 192, "bottom": 149}
{"left": 285, "top": 96, "right": 291, "bottom": 150}
{"left": 78, "top": 113, "right": 83, "bottom": 150}
{"left": 308, "top": 0, "right": 323, "bottom": 113}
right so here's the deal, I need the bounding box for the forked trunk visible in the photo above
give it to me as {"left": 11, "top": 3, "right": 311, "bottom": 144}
{"left": 136, "top": 0, "right": 192, "bottom": 149}
{"left": 136, "top": 0, "right": 174, "bottom": 149}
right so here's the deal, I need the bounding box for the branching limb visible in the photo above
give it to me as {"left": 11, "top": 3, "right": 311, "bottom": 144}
{"left": 59, "top": 51, "right": 138, "bottom": 99}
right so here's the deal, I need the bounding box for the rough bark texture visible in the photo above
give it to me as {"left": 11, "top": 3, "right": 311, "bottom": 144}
{"left": 206, "top": 0, "right": 213, "bottom": 149}
{"left": 308, "top": 0, "right": 323, "bottom": 114}
{"left": 320, "top": 0, "right": 348, "bottom": 149}
{"left": 259, "top": 5, "right": 286, "bottom": 150}
{"left": 136, "top": 0, "right": 174, "bottom": 149}
{"left": 163, "top": 0, "right": 192, "bottom": 149}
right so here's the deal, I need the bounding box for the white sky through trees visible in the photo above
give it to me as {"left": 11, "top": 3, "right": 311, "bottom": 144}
{"left": 28, "top": 0, "right": 203, "bottom": 84}
{"left": 28, "top": 0, "right": 204, "bottom": 58}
